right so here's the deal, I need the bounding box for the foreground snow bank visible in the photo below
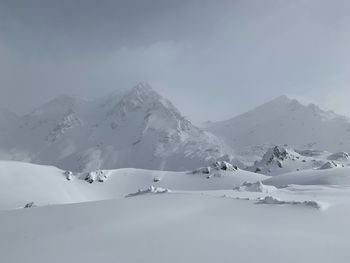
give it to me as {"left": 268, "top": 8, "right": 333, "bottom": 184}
{"left": 0, "top": 194, "right": 349, "bottom": 263}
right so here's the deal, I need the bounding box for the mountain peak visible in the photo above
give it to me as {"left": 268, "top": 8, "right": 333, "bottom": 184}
{"left": 267, "top": 95, "right": 301, "bottom": 106}
{"left": 133, "top": 82, "right": 153, "bottom": 92}
{"left": 272, "top": 95, "right": 291, "bottom": 102}
{"left": 108, "top": 82, "right": 191, "bottom": 131}
{"left": 121, "top": 82, "right": 161, "bottom": 105}
{"left": 205, "top": 94, "right": 350, "bottom": 152}
{"left": 130, "top": 82, "right": 157, "bottom": 96}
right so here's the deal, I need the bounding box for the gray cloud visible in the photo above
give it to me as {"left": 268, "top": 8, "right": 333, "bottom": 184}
{"left": 1, "top": 0, "right": 350, "bottom": 123}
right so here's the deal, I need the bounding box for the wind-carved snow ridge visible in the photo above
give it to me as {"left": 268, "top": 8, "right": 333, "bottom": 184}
{"left": 125, "top": 185, "right": 171, "bottom": 197}
{"left": 296, "top": 149, "right": 328, "bottom": 157}
{"left": 327, "top": 152, "right": 350, "bottom": 161}
{"left": 233, "top": 181, "right": 277, "bottom": 193}
{"left": 257, "top": 196, "right": 324, "bottom": 210}
{"left": 318, "top": 161, "right": 343, "bottom": 170}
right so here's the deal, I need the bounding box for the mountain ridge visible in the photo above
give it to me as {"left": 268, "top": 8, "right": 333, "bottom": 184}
{"left": 0, "top": 83, "right": 231, "bottom": 172}
{"left": 205, "top": 95, "right": 350, "bottom": 152}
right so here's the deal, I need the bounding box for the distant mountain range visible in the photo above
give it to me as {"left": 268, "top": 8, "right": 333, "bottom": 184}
{"left": 205, "top": 95, "right": 350, "bottom": 153}
{"left": 0, "top": 83, "right": 229, "bottom": 172}
{"left": 2, "top": 88, "right": 350, "bottom": 172}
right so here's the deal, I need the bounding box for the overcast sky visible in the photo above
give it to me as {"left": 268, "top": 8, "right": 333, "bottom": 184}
{"left": 1, "top": 0, "right": 350, "bottom": 123}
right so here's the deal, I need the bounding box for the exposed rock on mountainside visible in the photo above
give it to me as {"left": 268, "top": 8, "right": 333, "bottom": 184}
{"left": 0, "top": 83, "right": 231, "bottom": 172}
{"left": 193, "top": 161, "right": 238, "bottom": 174}
{"left": 248, "top": 145, "right": 330, "bottom": 176}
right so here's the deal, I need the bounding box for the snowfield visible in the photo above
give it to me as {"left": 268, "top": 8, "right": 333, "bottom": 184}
{"left": 1, "top": 90, "right": 350, "bottom": 262}
{"left": 264, "top": 166, "right": 350, "bottom": 186}
{"left": 0, "top": 160, "right": 350, "bottom": 262}
{"left": 0, "top": 160, "right": 267, "bottom": 210}
{"left": 1, "top": 193, "right": 349, "bottom": 263}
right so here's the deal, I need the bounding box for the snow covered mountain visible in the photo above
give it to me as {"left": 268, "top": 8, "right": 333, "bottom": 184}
{"left": 205, "top": 95, "right": 350, "bottom": 153}
{"left": 1, "top": 83, "right": 230, "bottom": 172}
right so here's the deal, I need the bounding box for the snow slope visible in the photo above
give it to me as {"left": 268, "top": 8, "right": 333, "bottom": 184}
{"left": 0, "top": 161, "right": 96, "bottom": 209}
{"left": 264, "top": 166, "right": 350, "bottom": 187}
{"left": 0, "top": 191, "right": 349, "bottom": 263}
{"left": 1, "top": 83, "right": 231, "bottom": 172}
{"left": 205, "top": 95, "right": 350, "bottom": 153}
{"left": 1, "top": 161, "right": 350, "bottom": 262}
{"left": 0, "top": 160, "right": 267, "bottom": 210}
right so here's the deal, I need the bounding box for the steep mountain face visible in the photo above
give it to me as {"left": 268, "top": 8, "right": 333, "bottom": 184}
{"left": 1, "top": 83, "right": 230, "bottom": 172}
{"left": 205, "top": 95, "right": 350, "bottom": 153}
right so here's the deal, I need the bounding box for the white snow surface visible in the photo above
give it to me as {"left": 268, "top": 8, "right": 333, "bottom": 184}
{"left": 327, "top": 151, "right": 350, "bottom": 161}
{"left": 0, "top": 160, "right": 267, "bottom": 210}
{"left": 1, "top": 189, "right": 349, "bottom": 263}
{"left": 0, "top": 161, "right": 350, "bottom": 262}
{"left": 264, "top": 166, "right": 350, "bottom": 186}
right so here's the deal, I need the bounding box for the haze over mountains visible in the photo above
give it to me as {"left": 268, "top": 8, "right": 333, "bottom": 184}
{"left": 2, "top": 85, "right": 350, "bottom": 263}
{"left": 0, "top": 83, "right": 227, "bottom": 172}
{"left": 205, "top": 95, "right": 350, "bottom": 153}
{"left": 1, "top": 83, "right": 350, "bottom": 173}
